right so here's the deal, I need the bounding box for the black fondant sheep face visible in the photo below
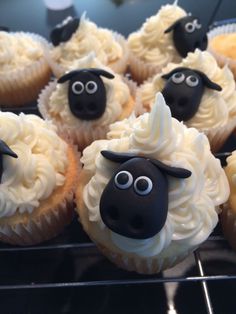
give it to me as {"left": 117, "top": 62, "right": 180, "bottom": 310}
{"left": 161, "top": 67, "right": 222, "bottom": 122}
{"left": 58, "top": 68, "right": 115, "bottom": 120}
{"left": 0, "top": 140, "right": 18, "bottom": 183}
{"left": 100, "top": 150, "right": 191, "bottom": 240}
{"left": 50, "top": 17, "right": 80, "bottom": 46}
{"left": 0, "top": 26, "right": 9, "bottom": 32}
{"left": 165, "top": 16, "right": 208, "bottom": 57}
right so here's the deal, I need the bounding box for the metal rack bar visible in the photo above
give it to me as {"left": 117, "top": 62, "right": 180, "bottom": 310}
{"left": 194, "top": 251, "right": 214, "bottom": 314}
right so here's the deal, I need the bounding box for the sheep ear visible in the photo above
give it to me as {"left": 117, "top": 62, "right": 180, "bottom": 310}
{"left": 195, "top": 70, "right": 222, "bottom": 91}
{"left": 58, "top": 70, "right": 81, "bottom": 84}
{"left": 164, "top": 20, "right": 180, "bottom": 33}
{"left": 161, "top": 67, "right": 188, "bottom": 80}
{"left": 150, "top": 159, "right": 191, "bottom": 178}
{"left": 88, "top": 68, "right": 115, "bottom": 80}
{"left": 101, "top": 150, "right": 138, "bottom": 163}
{"left": 0, "top": 140, "right": 17, "bottom": 158}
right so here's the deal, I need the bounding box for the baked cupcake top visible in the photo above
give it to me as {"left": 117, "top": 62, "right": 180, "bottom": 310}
{"left": 81, "top": 93, "right": 229, "bottom": 257}
{"left": 128, "top": 3, "right": 208, "bottom": 67}
{"left": 0, "top": 31, "right": 44, "bottom": 73}
{"left": 209, "top": 33, "right": 236, "bottom": 60}
{"left": 224, "top": 152, "right": 236, "bottom": 213}
{"left": 49, "top": 14, "right": 123, "bottom": 69}
{"left": 0, "top": 112, "right": 68, "bottom": 218}
{"left": 139, "top": 49, "right": 236, "bottom": 131}
{"left": 44, "top": 54, "right": 131, "bottom": 129}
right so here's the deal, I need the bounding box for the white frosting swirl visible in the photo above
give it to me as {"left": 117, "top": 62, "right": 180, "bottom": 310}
{"left": 47, "top": 54, "right": 131, "bottom": 130}
{"left": 50, "top": 13, "right": 122, "bottom": 69}
{"left": 128, "top": 3, "right": 186, "bottom": 67}
{"left": 139, "top": 49, "right": 236, "bottom": 131}
{"left": 0, "top": 112, "right": 68, "bottom": 218}
{"left": 82, "top": 93, "right": 229, "bottom": 257}
{"left": 0, "top": 31, "right": 43, "bottom": 73}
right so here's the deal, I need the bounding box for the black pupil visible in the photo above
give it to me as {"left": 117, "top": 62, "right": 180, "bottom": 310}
{"left": 117, "top": 173, "right": 129, "bottom": 185}
{"left": 190, "top": 76, "right": 197, "bottom": 82}
{"left": 75, "top": 83, "right": 83, "bottom": 92}
{"left": 175, "top": 73, "right": 182, "bottom": 78}
{"left": 136, "top": 179, "right": 149, "bottom": 191}
{"left": 87, "top": 82, "right": 95, "bottom": 90}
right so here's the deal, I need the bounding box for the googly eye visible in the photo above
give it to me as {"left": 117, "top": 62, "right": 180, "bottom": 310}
{"left": 114, "top": 171, "right": 133, "bottom": 189}
{"left": 194, "top": 19, "right": 202, "bottom": 29}
{"left": 86, "top": 81, "right": 98, "bottom": 94}
{"left": 186, "top": 75, "right": 199, "bottom": 87}
{"left": 72, "top": 81, "right": 84, "bottom": 95}
{"left": 185, "top": 22, "right": 195, "bottom": 33}
{"left": 134, "top": 176, "right": 153, "bottom": 196}
{"left": 172, "top": 72, "right": 185, "bottom": 84}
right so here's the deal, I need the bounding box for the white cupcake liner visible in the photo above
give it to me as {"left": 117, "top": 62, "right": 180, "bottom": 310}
{"left": 46, "top": 31, "right": 129, "bottom": 78}
{"left": 0, "top": 145, "right": 81, "bottom": 246}
{"left": 208, "top": 24, "right": 236, "bottom": 79}
{"left": 0, "top": 32, "right": 51, "bottom": 106}
{"left": 128, "top": 50, "right": 164, "bottom": 85}
{"left": 38, "top": 76, "right": 137, "bottom": 151}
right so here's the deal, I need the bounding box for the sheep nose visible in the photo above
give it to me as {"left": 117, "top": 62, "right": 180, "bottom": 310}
{"left": 101, "top": 206, "right": 146, "bottom": 239}
{"left": 163, "top": 93, "right": 189, "bottom": 121}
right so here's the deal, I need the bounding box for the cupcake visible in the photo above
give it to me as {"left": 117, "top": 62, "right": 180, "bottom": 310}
{"left": 46, "top": 14, "right": 128, "bottom": 77}
{"left": 0, "top": 112, "right": 79, "bottom": 246}
{"left": 221, "top": 151, "right": 236, "bottom": 251}
{"left": 38, "top": 54, "right": 136, "bottom": 151}
{"left": 137, "top": 49, "right": 236, "bottom": 152}
{"left": 127, "top": 3, "right": 208, "bottom": 83}
{"left": 208, "top": 23, "right": 236, "bottom": 80}
{"left": 0, "top": 29, "right": 51, "bottom": 107}
{"left": 75, "top": 93, "right": 229, "bottom": 274}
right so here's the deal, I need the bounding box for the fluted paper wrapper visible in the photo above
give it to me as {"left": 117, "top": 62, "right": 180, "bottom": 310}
{"left": 46, "top": 31, "right": 129, "bottom": 78}
{"left": 208, "top": 24, "right": 236, "bottom": 80}
{"left": 0, "top": 33, "right": 51, "bottom": 107}
{"left": 0, "top": 145, "right": 81, "bottom": 246}
{"left": 128, "top": 50, "right": 164, "bottom": 85}
{"left": 38, "top": 77, "right": 138, "bottom": 151}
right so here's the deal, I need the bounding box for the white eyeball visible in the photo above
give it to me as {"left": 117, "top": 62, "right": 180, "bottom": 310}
{"left": 86, "top": 81, "right": 98, "bottom": 94}
{"left": 134, "top": 176, "right": 153, "bottom": 196}
{"left": 72, "top": 81, "right": 84, "bottom": 95}
{"left": 185, "top": 22, "right": 195, "bottom": 33}
{"left": 186, "top": 75, "right": 199, "bottom": 87}
{"left": 115, "top": 171, "right": 133, "bottom": 189}
{"left": 194, "top": 19, "right": 202, "bottom": 29}
{"left": 172, "top": 72, "right": 185, "bottom": 84}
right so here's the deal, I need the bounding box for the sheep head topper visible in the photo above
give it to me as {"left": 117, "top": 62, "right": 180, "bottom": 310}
{"left": 100, "top": 150, "right": 191, "bottom": 240}
{"left": 0, "top": 140, "right": 18, "bottom": 183}
{"left": 161, "top": 67, "right": 222, "bottom": 122}
{"left": 50, "top": 17, "right": 80, "bottom": 46}
{"left": 164, "top": 15, "right": 208, "bottom": 57}
{"left": 58, "top": 68, "right": 115, "bottom": 120}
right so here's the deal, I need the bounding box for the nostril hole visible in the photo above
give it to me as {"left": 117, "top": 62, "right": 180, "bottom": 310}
{"left": 130, "top": 215, "right": 144, "bottom": 231}
{"left": 108, "top": 206, "right": 120, "bottom": 221}
{"left": 178, "top": 98, "right": 187, "bottom": 108}
{"left": 87, "top": 103, "right": 97, "bottom": 112}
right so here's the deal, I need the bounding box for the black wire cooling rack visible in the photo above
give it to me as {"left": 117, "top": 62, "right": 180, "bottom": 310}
{"left": 1, "top": 105, "right": 236, "bottom": 314}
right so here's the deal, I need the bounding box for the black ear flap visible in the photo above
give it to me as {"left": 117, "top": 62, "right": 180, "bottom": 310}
{"left": 89, "top": 68, "right": 115, "bottom": 80}
{"left": 101, "top": 150, "right": 138, "bottom": 163}
{"left": 164, "top": 20, "right": 180, "bottom": 34}
{"left": 162, "top": 67, "right": 189, "bottom": 80}
{"left": 195, "top": 70, "right": 222, "bottom": 91}
{"left": 0, "top": 140, "right": 17, "bottom": 158}
{"left": 58, "top": 70, "right": 81, "bottom": 84}
{"left": 150, "top": 159, "right": 191, "bottom": 178}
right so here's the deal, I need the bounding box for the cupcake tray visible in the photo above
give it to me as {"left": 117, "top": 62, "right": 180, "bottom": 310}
{"left": 0, "top": 103, "right": 236, "bottom": 314}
